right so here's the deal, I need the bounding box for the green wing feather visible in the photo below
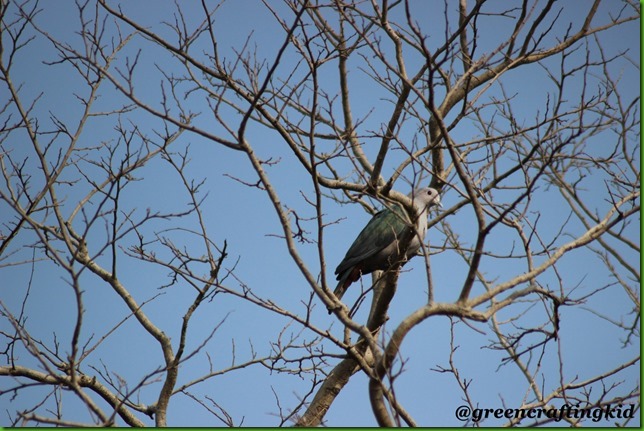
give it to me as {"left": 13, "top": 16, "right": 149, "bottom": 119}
{"left": 334, "top": 206, "right": 408, "bottom": 278}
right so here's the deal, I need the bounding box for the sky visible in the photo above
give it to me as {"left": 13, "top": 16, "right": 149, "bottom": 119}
{"left": 1, "top": 0, "right": 640, "bottom": 427}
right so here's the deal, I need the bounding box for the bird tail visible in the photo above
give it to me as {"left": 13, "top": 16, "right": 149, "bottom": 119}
{"left": 333, "top": 273, "right": 351, "bottom": 301}
{"left": 327, "top": 271, "right": 352, "bottom": 314}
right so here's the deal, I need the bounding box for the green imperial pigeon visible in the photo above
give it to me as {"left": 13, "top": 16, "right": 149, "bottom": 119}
{"left": 331, "top": 187, "right": 441, "bottom": 307}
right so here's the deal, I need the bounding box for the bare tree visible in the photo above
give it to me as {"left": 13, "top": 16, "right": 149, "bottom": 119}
{"left": 0, "top": 0, "right": 639, "bottom": 426}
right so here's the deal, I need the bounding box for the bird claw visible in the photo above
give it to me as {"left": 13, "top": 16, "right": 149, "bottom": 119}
{"left": 327, "top": 302, "right": 347, "bottom": 315}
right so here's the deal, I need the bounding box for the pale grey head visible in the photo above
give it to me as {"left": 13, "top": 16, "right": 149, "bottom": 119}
{"left": 409, "top": 187, "right": 441, "bottom": 212}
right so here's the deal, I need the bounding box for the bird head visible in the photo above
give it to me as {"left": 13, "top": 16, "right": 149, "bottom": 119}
{"left": 410, "top": 187, "right": 441, "bottom": 211}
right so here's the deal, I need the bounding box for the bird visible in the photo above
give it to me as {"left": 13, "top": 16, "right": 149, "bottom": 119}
{"left": 329, "top": 187, "right": 441, "bottom": 311}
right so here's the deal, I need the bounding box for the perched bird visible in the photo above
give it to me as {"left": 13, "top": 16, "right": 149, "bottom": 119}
{"left": 330, "top": 187, "right": 441, "bottom": 309}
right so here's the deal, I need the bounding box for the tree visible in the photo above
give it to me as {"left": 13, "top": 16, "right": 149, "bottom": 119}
{"left": 0, "top": 0, "right": 639, "bottom": 426}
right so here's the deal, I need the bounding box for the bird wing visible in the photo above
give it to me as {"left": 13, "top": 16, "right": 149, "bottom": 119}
{"left": 335, "top": 207, "right": 408, "bottom": 278}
